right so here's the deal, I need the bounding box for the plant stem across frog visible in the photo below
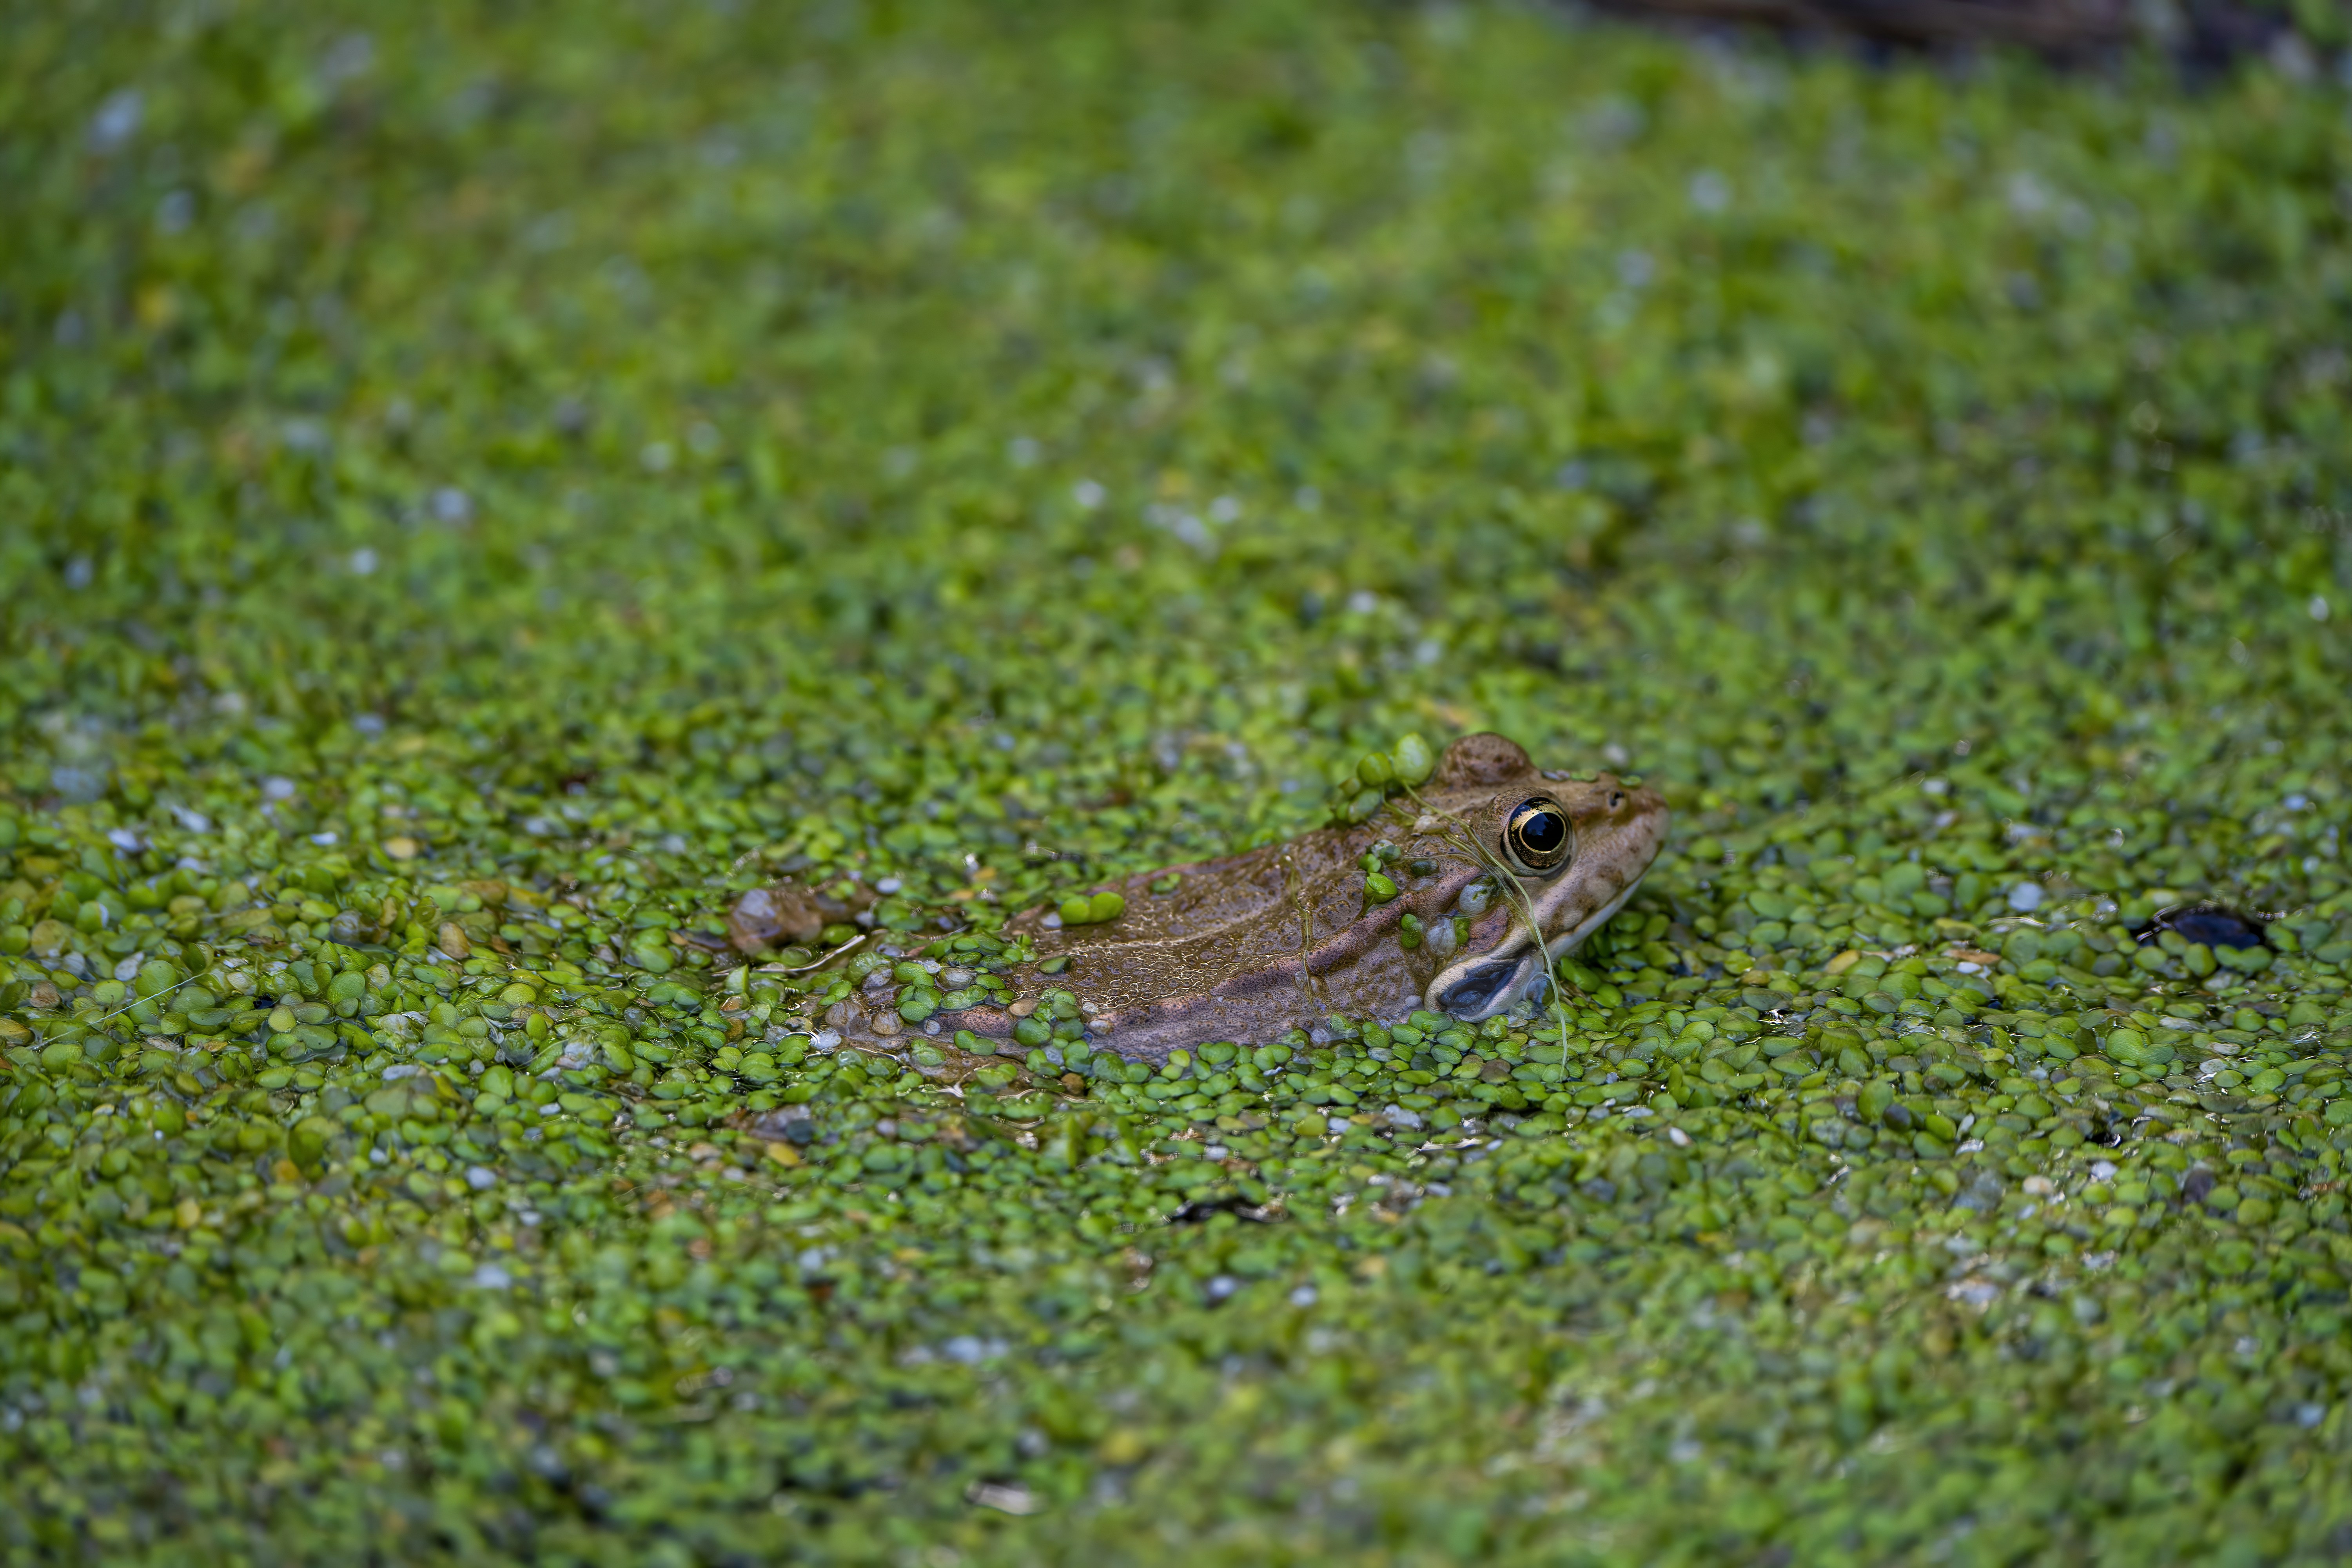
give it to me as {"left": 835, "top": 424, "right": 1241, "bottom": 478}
{"left": 732, "top": 735, "right": 1668, "bottom": 1062}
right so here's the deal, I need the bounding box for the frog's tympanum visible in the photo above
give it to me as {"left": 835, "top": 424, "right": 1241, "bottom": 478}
{"left": 758, "top": 734, "right": 1666, "bottom": 1062}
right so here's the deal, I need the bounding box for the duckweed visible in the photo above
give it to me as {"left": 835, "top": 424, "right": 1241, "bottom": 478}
{"left": 7, "top": 1, "right": 2352, "bottom": 1561}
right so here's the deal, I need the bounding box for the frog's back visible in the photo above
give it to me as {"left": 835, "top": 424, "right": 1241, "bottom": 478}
{"left": 1005, "top": 826, "right": 1425, "bottom": 1054}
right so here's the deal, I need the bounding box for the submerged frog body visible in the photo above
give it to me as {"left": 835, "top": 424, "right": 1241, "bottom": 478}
{"left": 775, "top": 734, "right": 1667, "bottom": 1062}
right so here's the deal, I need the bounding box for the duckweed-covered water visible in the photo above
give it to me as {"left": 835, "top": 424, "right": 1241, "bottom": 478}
{"left": 7, "top": 3, "right": 2352, "bottom": 1561}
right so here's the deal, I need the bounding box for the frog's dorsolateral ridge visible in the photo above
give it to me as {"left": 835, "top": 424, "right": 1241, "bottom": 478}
{"left": 777, "top": 734, "right": 1668, "bottom": 1063}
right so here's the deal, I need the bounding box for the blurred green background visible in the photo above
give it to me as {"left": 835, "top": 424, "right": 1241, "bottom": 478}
{"left": 5, "top": 2, "right": 2352, "bottom": 1561}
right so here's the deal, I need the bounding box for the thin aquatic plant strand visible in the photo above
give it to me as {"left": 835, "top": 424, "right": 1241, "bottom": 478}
{"left": 82, "top": 968, "right": 211, "bottom": 1033}
{"left": 1397, "top": 787, "right": 1579, "bottom": 1067}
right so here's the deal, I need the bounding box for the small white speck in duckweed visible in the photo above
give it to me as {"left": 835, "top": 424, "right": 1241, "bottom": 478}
{"left": 3, "top": 2, "right": 2352, "bottom": 1562}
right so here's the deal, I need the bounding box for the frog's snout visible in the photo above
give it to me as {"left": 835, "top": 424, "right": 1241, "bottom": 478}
{"left": 1434, "top": 950, "right": 1537, "bottom": 1022}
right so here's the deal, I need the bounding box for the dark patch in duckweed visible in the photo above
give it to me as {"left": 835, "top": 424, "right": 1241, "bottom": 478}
{"left": 2139, "top": 902, "right": 2270, "bottom": 952}
{"left": 5, "top": 2, "right": 2352, "bottom": 1563}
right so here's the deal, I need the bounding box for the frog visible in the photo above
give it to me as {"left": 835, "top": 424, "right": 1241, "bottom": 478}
{"left": 726, "top": 875, "right": 875, "bottom": 953}
{"left": 762, "top": 733, "right": 1667, "bottom": 1062}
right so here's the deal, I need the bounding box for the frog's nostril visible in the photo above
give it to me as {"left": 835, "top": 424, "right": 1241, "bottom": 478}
{"left": 1436, "top": 955, "right": 1525, "bottom": 1018}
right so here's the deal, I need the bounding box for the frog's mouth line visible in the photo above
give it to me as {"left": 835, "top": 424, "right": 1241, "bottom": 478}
{"left": 1433, "top": 950, "right": 1540, "bottom": 1019}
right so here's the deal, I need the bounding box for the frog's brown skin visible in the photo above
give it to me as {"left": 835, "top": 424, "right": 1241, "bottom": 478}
{"left": 727, "top": 877, "right": 873, "bottom": 952}
{"left": 814, "top": 734, "right": 1667, "bottom": 1063}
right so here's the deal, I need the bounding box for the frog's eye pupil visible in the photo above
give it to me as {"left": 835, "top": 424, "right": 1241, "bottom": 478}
{"left": 1504, "top": 798, "right": 1572, "bottom": 872}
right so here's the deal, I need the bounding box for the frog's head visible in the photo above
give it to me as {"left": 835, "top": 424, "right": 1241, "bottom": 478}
{"left": 1414, "top": 734, "right": 1670, "bottom": 1022}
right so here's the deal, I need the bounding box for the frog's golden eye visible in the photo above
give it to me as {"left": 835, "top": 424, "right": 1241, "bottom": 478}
{"left": 1503, "top": 797, "right": 1572, "bottom": 875}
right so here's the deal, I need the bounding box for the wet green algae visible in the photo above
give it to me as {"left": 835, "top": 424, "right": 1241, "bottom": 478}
{"left": 8, "top": 1, "right": 2352, "bottom": 1561}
